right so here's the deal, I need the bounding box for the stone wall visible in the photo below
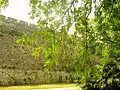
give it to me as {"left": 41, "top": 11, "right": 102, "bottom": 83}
{"left": 0, "top": 15, "right": 37, "bottom": 36}
{"left": 0, "top": 15, "right": 44, "bottom": 70}
{"left": 0, "top": 15, "right": 72, "bottom": 85}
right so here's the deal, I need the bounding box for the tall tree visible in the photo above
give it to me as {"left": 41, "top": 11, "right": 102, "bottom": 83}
{"left": 17, "top": 0, "right": 120, "bottom": 89}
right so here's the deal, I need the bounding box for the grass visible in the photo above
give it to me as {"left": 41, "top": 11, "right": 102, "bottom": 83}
{"left": 0, "top": 84, "right": 78, "bottom": 90}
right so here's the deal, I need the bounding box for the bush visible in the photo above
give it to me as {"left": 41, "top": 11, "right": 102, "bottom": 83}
{"left": 79, "top": 60, "right": 120, "bottom": 90}
{"left": 0, "top": 69, "right": 71, "bottom": 86}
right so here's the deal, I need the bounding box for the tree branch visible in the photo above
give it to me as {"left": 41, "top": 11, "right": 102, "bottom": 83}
{"left": 54, "top": 0, "right": 76, "bottom": 31}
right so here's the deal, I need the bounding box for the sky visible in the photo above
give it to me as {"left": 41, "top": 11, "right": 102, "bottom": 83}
{"left": 1, "top": 0, "right": 94, "bottom": 36}
{"left": 1, "top": 0, "right": 94, "bottom": 24}
{"left": 1, "top": 0, "right": 37, "bottom": 24}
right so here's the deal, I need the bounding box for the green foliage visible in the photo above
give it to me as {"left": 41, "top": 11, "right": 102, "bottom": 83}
{"left": 80, "top": 60, "right": 120, "bottom": 90}
{"left": 0, "top": 0, "right": 8, "bottom": 9}
{"left": 0, "top": 1, "right": 8, "bottom": 23}
{"left": 17, "top": 0, "right": 120, "bottom": 89}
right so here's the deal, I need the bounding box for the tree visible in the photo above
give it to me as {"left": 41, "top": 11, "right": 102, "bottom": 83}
{"left": 17, "top": 0, "right": 120, "bottom": 89}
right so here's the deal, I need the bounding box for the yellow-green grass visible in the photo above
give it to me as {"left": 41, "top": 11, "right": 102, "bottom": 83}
{"left": 0, "top": 84, "right": 77, "bottom": 90}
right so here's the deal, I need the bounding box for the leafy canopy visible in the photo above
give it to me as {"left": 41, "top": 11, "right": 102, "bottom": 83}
{"left": 17, "top": 0, "right": 120, "bottom": 89}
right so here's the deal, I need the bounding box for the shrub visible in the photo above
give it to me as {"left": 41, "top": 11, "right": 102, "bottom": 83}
{"left": 0, "top": 69, "right": 71, "bottom": 86}
{"left": 79, "top": 60, "right": 120, "bottom": 90}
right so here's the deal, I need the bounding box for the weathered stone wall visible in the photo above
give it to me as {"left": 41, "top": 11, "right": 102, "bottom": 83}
{"left": 0, "top": 15, "right": 44, "bottom": 70}
{"left": 0, "top": 15, "right": 36, "bottom": 36}
{"left": 0, "top": 15, "right": 72, "bottom": 85}
{"left": 0, "top": 16, "right": 70, "bottom": 86}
